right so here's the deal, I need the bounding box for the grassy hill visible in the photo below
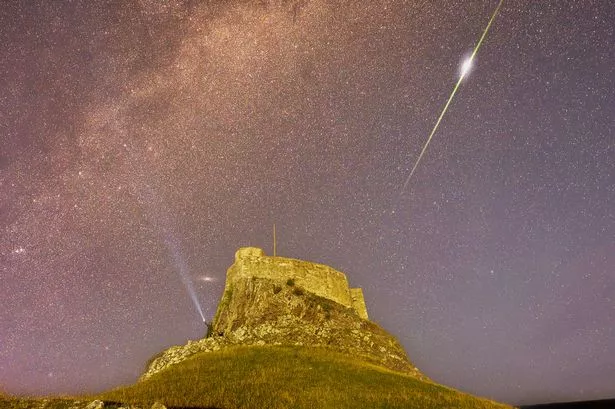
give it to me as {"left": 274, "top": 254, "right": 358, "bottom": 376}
{"left": 0, "top": 345, "right": 513, "bottom": 408}
{"left": 90, "top": 345, "right": 511, "bottom": 409}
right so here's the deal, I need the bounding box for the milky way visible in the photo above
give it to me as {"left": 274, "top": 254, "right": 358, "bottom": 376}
{"left": 1, "top": 1, "right": 614, "bottom": 405}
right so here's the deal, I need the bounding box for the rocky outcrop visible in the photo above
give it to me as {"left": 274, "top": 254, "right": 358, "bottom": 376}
{"left": 142, "top": 248, "right": 426, "bottom": 381}
{"left": 0, "top": 398, "right": 166, "bottom": 409}
{"left": 143, "top": 337, "right": 227, "bottom": 379}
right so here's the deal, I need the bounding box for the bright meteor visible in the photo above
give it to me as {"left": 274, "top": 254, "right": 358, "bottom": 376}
{"left": 400, "top": 0, "right": 504, "bottom": 195}
{"left": 460, "top": 56, "right": 474, "bottom": 78}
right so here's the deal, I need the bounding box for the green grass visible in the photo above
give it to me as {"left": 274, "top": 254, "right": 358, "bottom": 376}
{"left": 0, "top": 397, "right": 92, "bottom": 409}
{"left": 91, "top": 345, "right": 512, "bottom": 409}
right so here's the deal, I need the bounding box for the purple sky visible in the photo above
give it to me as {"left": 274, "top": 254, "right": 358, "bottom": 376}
{"left": 1, "top": 1, "right": 614, "bottom": 405}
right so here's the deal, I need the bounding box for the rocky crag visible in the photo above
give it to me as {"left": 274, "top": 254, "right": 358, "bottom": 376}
{"left": 143, "top": 247, "right": 425, "bottom": 381}
{"left": 0, "top": 398, "right": 168, "bottom": 409}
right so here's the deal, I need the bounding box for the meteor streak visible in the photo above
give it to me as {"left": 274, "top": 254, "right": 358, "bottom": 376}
{"left": 400, "top": 0, "right": 504, "bottom": 195}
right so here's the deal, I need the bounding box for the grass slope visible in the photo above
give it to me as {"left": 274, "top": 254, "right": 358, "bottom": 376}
{"left": 94, "top": 345, "right": 512, "bottom": 409}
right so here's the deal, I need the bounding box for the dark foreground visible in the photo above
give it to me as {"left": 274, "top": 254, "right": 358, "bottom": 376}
{"left": 521, "top": 399, "right": 615, "bottom": 409}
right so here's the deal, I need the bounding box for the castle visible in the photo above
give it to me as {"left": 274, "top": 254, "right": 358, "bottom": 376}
{"left": 143, "top": 246, "right": 424, "bottom": 380}
{"left": 224, "top": 247, "right": 368, "bottom": 319}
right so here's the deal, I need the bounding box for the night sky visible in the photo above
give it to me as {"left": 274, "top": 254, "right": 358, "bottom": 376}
{"left": 1, "top": 0, "right": 614, "bottom": 405}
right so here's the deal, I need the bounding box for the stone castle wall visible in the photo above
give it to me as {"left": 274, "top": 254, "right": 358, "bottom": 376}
{"left": 226, "top": 247, "right": 368, "bottom": 319}
{"left": 350, "top": 288, "right": 368, "bottom": 320}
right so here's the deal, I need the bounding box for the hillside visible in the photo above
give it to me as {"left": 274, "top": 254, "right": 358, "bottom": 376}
{"left": 0, "top": 348, "right": 514, "bottom": 409}
{"left": 0, "top": 347, "right": 513, "bottom": 409}
{"left": 95, "top": 345, "right": 512, "bottom": 409}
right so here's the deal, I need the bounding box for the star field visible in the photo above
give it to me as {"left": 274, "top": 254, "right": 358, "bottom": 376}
{"left": 1, "top": 1, "right": 614, "bottom": 405}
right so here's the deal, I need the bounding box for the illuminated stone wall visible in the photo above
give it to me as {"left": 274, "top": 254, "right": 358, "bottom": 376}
{"left": 225, "top": 247, "right": 368, "bottom": 319}
{"left": 350, "top": 288, "right": 368, "bottom": 320}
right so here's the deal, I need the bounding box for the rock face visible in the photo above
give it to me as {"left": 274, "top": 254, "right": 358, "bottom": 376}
{"left": 142, "top": 247, "right": 426, "bottom": 381}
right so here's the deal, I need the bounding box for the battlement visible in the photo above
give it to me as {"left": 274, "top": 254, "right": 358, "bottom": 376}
{"left": 225, "top": 247, "right": 368, "bottom": 319}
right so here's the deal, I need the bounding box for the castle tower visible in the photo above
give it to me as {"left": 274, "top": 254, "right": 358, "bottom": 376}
{"left": 218, "top": 247, "right": 369, "bottom": 319}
